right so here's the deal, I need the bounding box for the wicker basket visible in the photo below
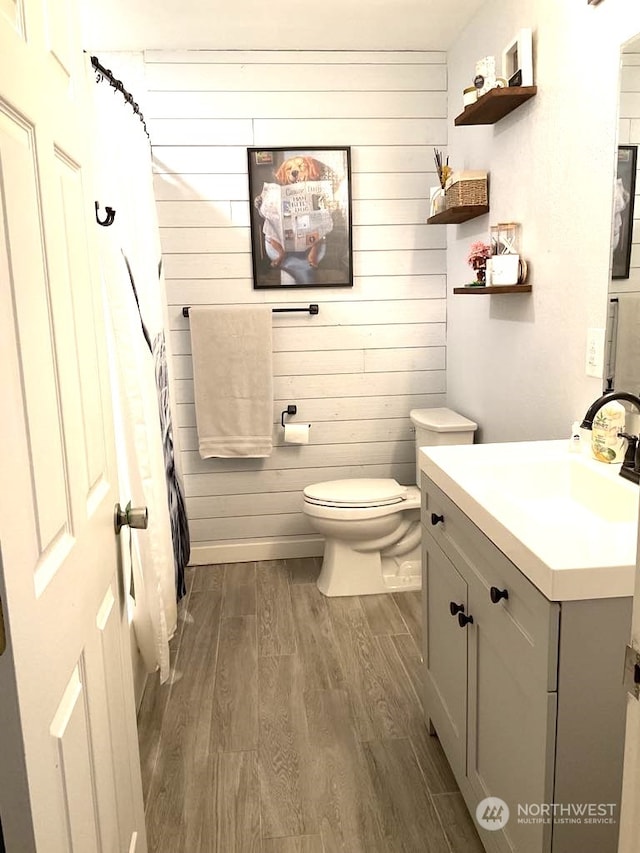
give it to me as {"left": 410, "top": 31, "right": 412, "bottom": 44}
{"left": 445, "top": 171, "right": 488, "bottom": 208}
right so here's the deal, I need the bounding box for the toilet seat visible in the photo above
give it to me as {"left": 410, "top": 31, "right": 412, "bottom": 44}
{"left": 303, "top": 483, "right": 420, "bottom": 522}
{"left": 303, "top": 478, "right": 407, "bottom": 508}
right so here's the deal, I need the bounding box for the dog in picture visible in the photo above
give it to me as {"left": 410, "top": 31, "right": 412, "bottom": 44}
{"left": 255, "top": 155, "right": 336, "bottom": 277}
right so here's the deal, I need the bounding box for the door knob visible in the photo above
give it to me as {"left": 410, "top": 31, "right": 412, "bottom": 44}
{"left": 449, "top": 601, "right": 465, "bottom": 616}
{"left": 114, "top": 501, "right": 149, "bottom": 535}
{"left": 431, "top": 513, "right": 445, "bottom": 526}
{"left": 458, "top": 612, "right": 474, "bottom": 628}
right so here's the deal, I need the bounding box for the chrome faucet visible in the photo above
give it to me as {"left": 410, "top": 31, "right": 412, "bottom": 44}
{"left": 581, "top": 391, "right": 640, "bottom": 484}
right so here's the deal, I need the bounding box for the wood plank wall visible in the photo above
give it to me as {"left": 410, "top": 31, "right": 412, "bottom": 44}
{"left": 144, "top": 50, "right": 449, "bottom": 564}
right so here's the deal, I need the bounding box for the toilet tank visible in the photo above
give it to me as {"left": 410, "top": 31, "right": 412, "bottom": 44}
{"left": 409, "top": 408, "right": 478, "bottom": 486}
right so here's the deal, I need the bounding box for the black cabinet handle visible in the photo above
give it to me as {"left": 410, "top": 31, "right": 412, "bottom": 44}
{"left": 458, "top": 612, "right": 474, "bottom": 628}
{"left": 431, "top": 512, "right": 444, "bottom": 526}
{"left": 490, "top": 586, "right": 509, "bottom": 604}
{"left": 449, "top": 601, "right": 465, "bottom": 616}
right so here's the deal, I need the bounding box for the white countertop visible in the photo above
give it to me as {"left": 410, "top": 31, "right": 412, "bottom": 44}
{"left": 419, "top": 440, "right": 639, "bottom": 601}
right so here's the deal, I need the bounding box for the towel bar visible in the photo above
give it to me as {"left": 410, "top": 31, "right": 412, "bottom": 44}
{"left": 182, "top": 304, "right": 319, "bottom": 318}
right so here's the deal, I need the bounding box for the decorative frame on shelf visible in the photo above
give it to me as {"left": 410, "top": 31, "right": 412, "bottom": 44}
{"left": 247, "top": 146, "right": 353, "bottom": 289}
{"left": 612, "top": 145, "right": 637, "bottom": 280}
{"left": 502, "top": 28, "right": 533, "bottom": 87}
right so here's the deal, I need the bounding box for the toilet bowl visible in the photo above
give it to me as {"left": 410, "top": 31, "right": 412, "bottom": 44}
{"left": 303, "top": 408, "right": 477, "bottom": 597}
{"left": 303, "top": 479, "right": 422, "bottom": 597}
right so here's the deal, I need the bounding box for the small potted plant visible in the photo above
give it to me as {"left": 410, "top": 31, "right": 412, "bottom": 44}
{"left": 467, "top": 241, "right": 492, "bottom": 285}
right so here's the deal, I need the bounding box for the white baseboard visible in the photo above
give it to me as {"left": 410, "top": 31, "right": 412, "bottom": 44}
{"left": 189, "top": 536, "right": 324, "bottom": 565}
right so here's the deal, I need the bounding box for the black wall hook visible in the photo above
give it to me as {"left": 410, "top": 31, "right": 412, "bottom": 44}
{"left": 95, "top": 201, "right": 116, "bottom": 227}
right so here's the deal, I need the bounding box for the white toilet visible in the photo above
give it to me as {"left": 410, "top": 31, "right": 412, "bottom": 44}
{"left": 303, "top": 408, "right": 477, "bottom": 597}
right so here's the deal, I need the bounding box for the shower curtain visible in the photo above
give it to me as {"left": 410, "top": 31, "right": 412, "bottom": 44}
{"left": 90, "top": 54, "right": 187, "bottom": 681}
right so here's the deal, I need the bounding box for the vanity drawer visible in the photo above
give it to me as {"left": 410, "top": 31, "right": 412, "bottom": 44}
{"left": 421, "top": 473, "right": 560, "bottom": 692}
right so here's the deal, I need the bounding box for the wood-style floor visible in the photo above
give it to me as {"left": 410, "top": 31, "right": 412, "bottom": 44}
{"left": 137, "top": 557, "right": 483, "bottom": 852}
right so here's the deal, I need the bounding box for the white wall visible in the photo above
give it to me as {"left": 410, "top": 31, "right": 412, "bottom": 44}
{"left": 81, "top": 0, "right": 486, "bottom": 52}
{"left": 446, "top": 0, "right": 640, "bottom": 443}
{"left": 146, "top": 50, "right": 448, "bottom": 563}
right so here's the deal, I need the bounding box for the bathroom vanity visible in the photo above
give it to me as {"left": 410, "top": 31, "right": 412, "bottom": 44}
{"left": 419, "top": 441, "right": 637, "bottom": 853}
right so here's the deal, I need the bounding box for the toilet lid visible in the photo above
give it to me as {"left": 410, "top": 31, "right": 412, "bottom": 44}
{"left": 303, "top": 478, "right": 407, "bottom": 508}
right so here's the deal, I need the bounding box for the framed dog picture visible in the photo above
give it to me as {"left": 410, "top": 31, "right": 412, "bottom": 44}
{"left": 612, "top": 145, "right": 637, "bottom": 280}
{"left": 247, "top": 146, "right": 353, "bottom": 289}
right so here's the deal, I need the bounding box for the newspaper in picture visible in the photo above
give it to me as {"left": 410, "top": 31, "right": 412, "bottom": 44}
{"left": 258, "top": 180, "right": 334, "bottom": 254}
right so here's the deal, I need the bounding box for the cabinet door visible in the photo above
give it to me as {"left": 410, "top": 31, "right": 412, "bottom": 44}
{"left": 467, "top": 571, "right": 556, "bottom": 853}
{"left": 422, "top": 533, "right": 468, "bottom": 781}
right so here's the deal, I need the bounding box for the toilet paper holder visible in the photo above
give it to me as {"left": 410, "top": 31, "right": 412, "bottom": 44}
{"left": 281, "top": 404, "right": 297, "bottom": 427}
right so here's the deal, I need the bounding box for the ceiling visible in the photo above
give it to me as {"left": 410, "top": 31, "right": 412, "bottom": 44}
{"left": 80, "top": 0, "right": 485, "bottom": 52}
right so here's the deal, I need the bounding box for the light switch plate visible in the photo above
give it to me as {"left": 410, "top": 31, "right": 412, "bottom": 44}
{"left": 586, "top": 328, "right": 605, "bottom": 378}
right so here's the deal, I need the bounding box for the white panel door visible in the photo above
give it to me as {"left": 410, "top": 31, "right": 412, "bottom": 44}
{"left": 0, "top": 1, "right": 147, "bottom": 851}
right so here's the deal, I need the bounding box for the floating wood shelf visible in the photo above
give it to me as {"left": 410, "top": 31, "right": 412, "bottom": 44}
{"left": 427, "top": 204, "right": 489, "bottom": 225}
{"left": 454, "top": 86, "right": 537, "bottom": 126}
{"left": 453, "top": 285, "right": 532, "bottom": 295}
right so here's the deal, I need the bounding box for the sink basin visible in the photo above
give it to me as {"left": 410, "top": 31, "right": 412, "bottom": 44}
{"left": 419, "top": 440, "right": 639, "bottom": 600}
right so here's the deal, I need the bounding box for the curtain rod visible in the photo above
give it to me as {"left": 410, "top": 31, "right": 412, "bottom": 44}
{"left": 90, "top": 55, "right": 150, "bottom": 141}
{"left": 182, "top": 304, "right": 319, "bottom": 318}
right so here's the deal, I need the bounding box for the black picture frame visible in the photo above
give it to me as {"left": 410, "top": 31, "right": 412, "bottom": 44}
{"left": 612, "top": 145, "right": 637, "bottom": 280}
{"left": 247, "top": 146, "right": 353, "bottom": 289}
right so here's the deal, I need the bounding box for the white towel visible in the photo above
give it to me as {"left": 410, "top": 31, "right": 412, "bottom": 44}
{"left": 613, "top": 294, "right": 640, "bottom": 395}
{"left": 190, "top": 306, "right": 273, "bottom": 458}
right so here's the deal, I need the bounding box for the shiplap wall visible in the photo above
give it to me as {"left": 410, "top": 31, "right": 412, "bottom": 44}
{"left": 145, "top": 50, "right": 448, "bottom": 563}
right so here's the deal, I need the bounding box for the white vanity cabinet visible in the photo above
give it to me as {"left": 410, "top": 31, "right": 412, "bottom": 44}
{"left": 421, "top": 472, "right": 631, "bottom": 853}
